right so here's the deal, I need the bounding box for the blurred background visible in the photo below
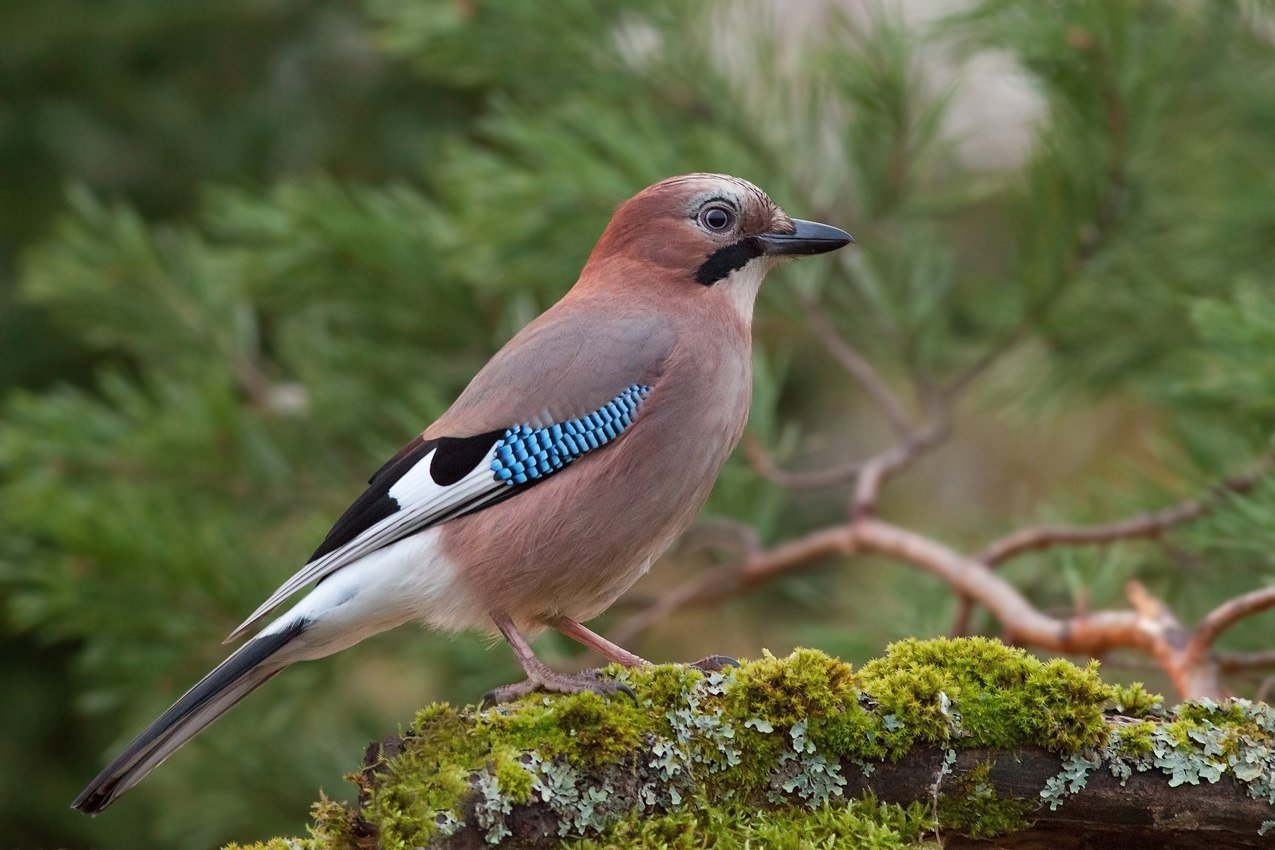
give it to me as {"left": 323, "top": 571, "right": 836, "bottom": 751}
{"left": 2, "top": 0, "right": 1274, "bottom": 846}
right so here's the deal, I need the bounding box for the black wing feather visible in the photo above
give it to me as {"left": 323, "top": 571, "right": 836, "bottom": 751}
{"left": 310, "top": 429, "right": 505, "bottom": 563}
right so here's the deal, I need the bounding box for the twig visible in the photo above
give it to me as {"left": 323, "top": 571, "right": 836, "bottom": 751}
{"left": 674, "top": 518, "right": 761, "bottom": 561}
{"left": 742, "top": 434, "right": 864, "bottom": 491}
{"left": 976, "top": 459, "right": 1272, "bottom": 567}
{"left": 1185, "top": 586, "right": 1275, "bottom": 671}
{"left": 610, "top": 513, "right": 1254, "bottom": 699}
{"left": 798, "top": 294, "right": 914, "bottom": 439}
{"left": 1216, "top": 650, "right": 1275, "bottom": 674}
{"left": 852, "top": 407, "right": 950, "bottom": 519}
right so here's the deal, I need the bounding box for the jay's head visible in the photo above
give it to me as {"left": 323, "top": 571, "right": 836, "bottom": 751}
{"left": 581, "top": 173, "right": 852, "bottom": 301}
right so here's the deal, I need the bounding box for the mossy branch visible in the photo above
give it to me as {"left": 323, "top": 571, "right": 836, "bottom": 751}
{"left": 226, "top": 639, "right": 1275, "bottom": 850}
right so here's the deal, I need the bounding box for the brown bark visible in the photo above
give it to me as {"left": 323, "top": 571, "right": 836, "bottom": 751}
{"left": 397, "top": 740, "right": 1275, "bottom": 849}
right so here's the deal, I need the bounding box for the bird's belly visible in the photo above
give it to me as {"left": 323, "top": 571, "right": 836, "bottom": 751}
{"left": 440, "top": 421, "right": 738, "bottom": 629}
{"left": 440, "top": 481, "right": 699, "bottom": 630}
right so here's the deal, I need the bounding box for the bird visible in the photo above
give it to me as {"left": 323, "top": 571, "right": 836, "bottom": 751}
{"left": 72, "top": 173, "right": 852, "bottom": 814}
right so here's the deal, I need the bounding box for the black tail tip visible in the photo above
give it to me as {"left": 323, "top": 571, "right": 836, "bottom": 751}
{"left": 71, "top": 782, "right": 116, "bottom": 815}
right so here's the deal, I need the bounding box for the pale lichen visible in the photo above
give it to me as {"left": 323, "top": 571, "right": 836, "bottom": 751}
{"left": 1106, "top": 696, "right": 1275, "bottom": 800}
{"left": 1040, "top": 752, "right": 1100, "bottom": 810}
{"left": 224, "top": 638, "right": 1274, "bottom": 850}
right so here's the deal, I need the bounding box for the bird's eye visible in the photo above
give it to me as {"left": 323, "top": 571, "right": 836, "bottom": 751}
{"left": 699, "top": 205, "right": 735, "bottom": 232}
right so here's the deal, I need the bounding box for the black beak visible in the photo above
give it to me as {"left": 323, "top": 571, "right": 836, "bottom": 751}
{"left": 757, "top": 219, "right": 854, "bottom": 256}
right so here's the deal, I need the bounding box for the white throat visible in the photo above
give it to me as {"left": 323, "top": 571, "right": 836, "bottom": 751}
{"left": 720, "top": 259, "right": 771, "bottom": 326}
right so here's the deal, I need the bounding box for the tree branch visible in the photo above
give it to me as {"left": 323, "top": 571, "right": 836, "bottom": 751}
{"left": 741, "top": 433, "right": 865, "bottom": 491}
{"left": 1185, "top": 586, "right": 1275, "bottom": 672}
{"left": 851, "top": 407, "right": 951, "bottom": 519}
{"left": 798, "top": 294, "right": 914, "bottom": 439}
{"left": 369, "top": 729, "right": 1275, "bottom": 849}
{"left": 1217, "top": 650, "right": 1275, "bottom": 674}
{"left": 976, "top": 459, "right": 1273, "bottom": 567}
{"left": 611, "top": 512, "right": 1246, "bottom": 698}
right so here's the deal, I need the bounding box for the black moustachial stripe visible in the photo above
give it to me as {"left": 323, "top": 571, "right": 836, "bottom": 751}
{"left": 695, "top": 236, "right": 764, "bottom": 286}
{"left": 309, "top": 430, "right": 504, "bottom": 563}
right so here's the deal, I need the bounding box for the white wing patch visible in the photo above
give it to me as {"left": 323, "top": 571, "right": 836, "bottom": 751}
{"left": 225, "top": 449, "right": 502, "bottom": 642}
{"left": 226, "top": 383, "right": 653, "bottom": 644}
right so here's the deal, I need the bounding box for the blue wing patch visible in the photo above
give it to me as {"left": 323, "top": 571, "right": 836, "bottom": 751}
{"left": 227, "top": 382, "right": 653, "bottom": 642}
{"left": 491, "top": 384, "right": 650, "bottom": 485}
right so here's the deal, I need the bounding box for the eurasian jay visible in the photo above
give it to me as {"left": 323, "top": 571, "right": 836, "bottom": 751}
{"left": 73, "top": 173, "right": 852, "bottom": 813}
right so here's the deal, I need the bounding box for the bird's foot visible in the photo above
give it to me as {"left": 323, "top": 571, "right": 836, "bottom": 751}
{"left": 688, "top": 655, "right": 740, "bottom": 673}
{"left": 481, "top": 669, "right": 635, "bottom": 708}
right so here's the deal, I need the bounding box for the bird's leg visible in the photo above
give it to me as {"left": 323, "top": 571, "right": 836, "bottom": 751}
{"left": 546, "top": 616, "right": 650, "bottom": 667}
{"left": 482, "top": 613, "right": 635, "bottom": 706}
{"left": 548, "top": 615, "right": 737, "bottom": 674}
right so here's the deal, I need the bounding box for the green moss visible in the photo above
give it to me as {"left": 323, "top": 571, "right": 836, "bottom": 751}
{"left": 227, "top": 796, "right": 353, "bottom": 850}
{"left": 721, "top": 647, "right": 860, "bottom": 727}
{"left": 354, "top": 703, "right": 476, "bottom": 848}
{"left": 713, "top": 648, "right": 865, "bottom": 798}
{"left": 226, "top": 639, "right": 1151, "bottom": 849}
{"left": 491, "top": 688, "right": 647, "bottom": 767}
{"left": 858, "top": 637, "right": 1113, "bottom": 754}
{"left": 1111, "top": 682, "right": 1164, "bottom": 716}
{"left": 492, "top": 752, "right": 535, "bottom": 805}
{"left": 935, "top": 761, "right": 1034, "bottom": 839}
{"left": 1109, "top": 719, "right": 1157, "bottom": 759}
{"left": 564, "top": 797, "right": 937, "bottom": 850}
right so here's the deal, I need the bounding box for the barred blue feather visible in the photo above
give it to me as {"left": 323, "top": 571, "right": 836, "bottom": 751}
{"left": 491, "top": 384, "right": 651, "bottom": 485}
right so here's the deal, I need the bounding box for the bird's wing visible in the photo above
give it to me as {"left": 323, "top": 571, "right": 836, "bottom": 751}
{"left": 226, "top": 304, "right": 675, "bottom": 641}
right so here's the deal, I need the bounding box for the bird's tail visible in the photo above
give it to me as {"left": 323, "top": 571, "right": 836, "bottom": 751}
{"left": 72, "top": 618, "right": 309, "bottom": 814}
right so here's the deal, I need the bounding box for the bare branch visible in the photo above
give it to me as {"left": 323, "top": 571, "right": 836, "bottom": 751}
{"left": 1216, "top": 650, "right": 1275, "bottom": 674}
{"left": 1186, "top": 586, "right": 1275, "bottom": 667}
{"left": 849, "top": 522, "right": 1220, "bottom": 697}
{"left": 611, "top": 513, "right": 1246, "bottom": 699}
{"left": 976, "top": 458, "right": 1272, "bottom": 567}
{"left": 852, "top": 409, "right": 950, "bottom": 519}
{"left": 673, "top": 518, "right": 761, "bottom": 561}
{"left": 798, "top": 294, "right": 914, "bottom": 439}
{"left": 741, "top": 434, "right": 864, "bottom": 490}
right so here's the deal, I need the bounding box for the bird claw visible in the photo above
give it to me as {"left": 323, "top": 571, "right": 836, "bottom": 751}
{"left": 688, "top": 655, "right": 740, "bottom": 673}
{"left": 480, "top": 670, "right": 635, "bottom": 708}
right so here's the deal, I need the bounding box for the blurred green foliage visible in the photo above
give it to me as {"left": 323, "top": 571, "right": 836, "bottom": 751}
{"left": 2, "top": 1, "right": 1274, "bottom": 847}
